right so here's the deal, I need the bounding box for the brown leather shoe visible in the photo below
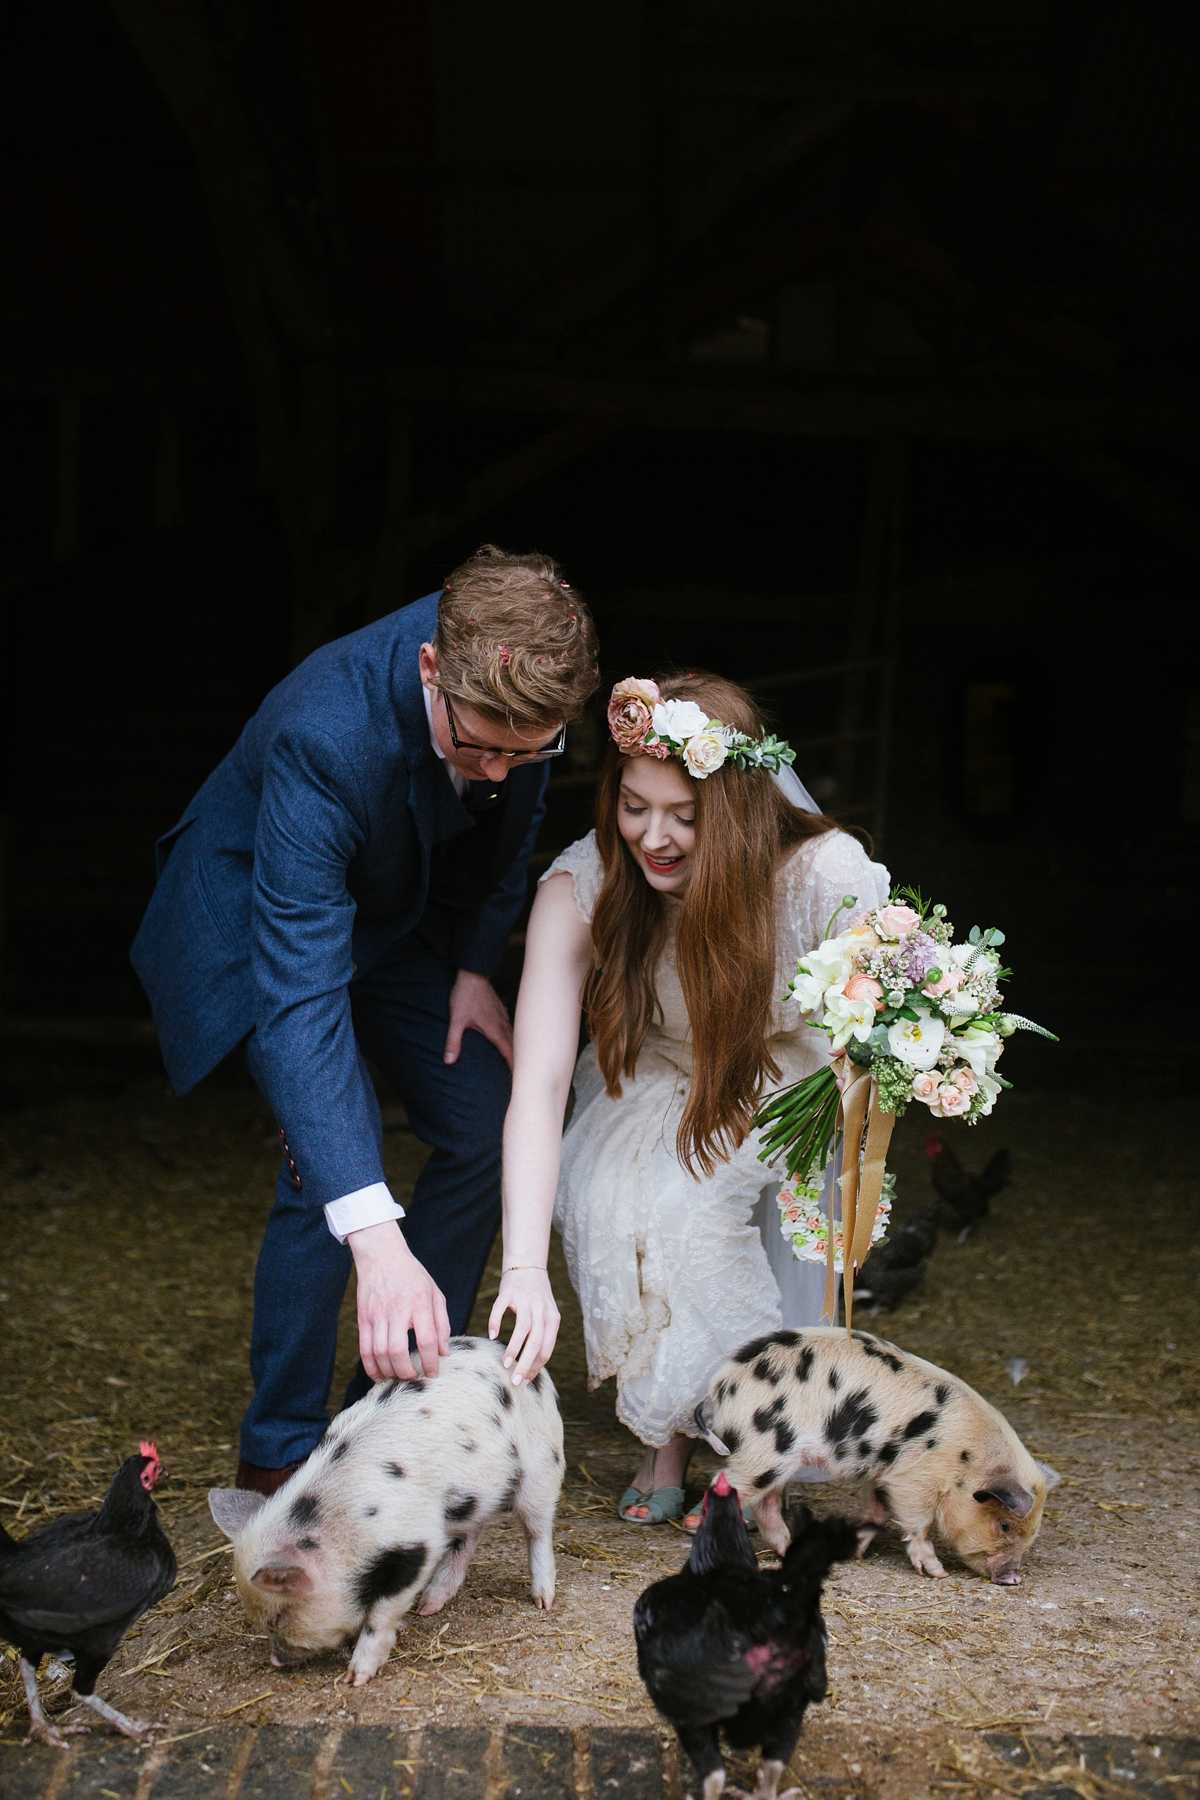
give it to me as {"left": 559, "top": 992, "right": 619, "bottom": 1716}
{"left": 236, "top": 1457, "right": 306, "bottom": 1497}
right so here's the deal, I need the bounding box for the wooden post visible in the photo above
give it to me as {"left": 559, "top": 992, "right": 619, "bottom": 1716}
{"left": 834, "top": 437, "right": 905, "bottom": 820}
{"left": 153, "top": 401, "right": 183, "bottom": 531}
{"left": 369, "top": 399, "right": 413, "bottom": 623}
{"left": 54, "top": 393, "right": 82, "bottom": 562}
{"left": 870, "top": 447, "right": 908, "bottom": 850}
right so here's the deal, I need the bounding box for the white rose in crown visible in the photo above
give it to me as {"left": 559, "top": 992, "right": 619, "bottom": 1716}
{"left": 683, "top": 728, "right": 730, "bottom": 778}
{"left": 652, "top": 698, "right": 708, "bottom": 743}
{"left": 886, "top": 1008, "right": 945, "bottom": 1069}
{"left": 790, "top": 938, "right": 852, "bottom": 1012}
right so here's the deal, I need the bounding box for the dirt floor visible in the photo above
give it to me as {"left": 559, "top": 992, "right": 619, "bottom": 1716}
{"left": 2, "top": 1071, "right": 1198, "bottom": 1792}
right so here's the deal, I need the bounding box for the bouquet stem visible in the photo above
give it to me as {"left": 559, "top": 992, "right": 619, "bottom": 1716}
{"left": 756, "top": 1065, "right": 842, "bottom": 1182}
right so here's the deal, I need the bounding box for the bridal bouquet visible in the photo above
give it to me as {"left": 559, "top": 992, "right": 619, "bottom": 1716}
{"left": 757, "top": 889, "right": 1055, "bottom": 1272}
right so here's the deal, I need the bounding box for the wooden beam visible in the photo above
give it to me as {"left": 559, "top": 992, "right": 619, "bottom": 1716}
{"left": 523, "top": 98, "right": 855, "bottom": 338}
{"left": 345, "top": 416, "right": 617, "bottom": 621}
{"left": 392, "top": 363, "right": 1193, "bottom": 442}
{"left": 407, "top": 417, "right": 616, "bottom": 556}
{"left": 683, "top": 64, "right": 1053, "bottom": 105}
{"left": 1034, "top": 440, "right": 1200, "bottom": 561}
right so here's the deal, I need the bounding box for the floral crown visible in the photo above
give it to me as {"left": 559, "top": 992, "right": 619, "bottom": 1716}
{"left": 607, "top": 677, "right": 796, "bottom": 780}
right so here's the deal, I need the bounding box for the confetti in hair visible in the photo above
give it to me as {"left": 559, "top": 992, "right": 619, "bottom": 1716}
{"left": 498, "top": 644, "right": 511, "bottom": 666}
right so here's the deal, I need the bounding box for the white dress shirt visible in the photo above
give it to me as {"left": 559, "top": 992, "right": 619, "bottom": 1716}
{"left": 323, "top": 683, "right": 467, "bottom": 1241}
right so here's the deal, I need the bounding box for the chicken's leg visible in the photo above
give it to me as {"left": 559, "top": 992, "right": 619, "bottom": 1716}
{"left": 19, "top": 1658, "right": 88, "bottom": 1751}
{"left": 751, "top": 1760, "right": 805, "bottom": 1800}
{"left": 75, "top": 1692, "right": 153, "bottom": 1738}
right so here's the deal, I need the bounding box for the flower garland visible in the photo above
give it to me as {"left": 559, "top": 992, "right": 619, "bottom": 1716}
{"left": 777, "top": 1168, "right": 895, "bottom": 1268}
{"left": 607, "top": 677, "right": 795, "bottom": 779}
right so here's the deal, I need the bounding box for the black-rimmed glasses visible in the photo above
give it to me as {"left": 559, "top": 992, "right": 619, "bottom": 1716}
{"left": 441, "top": 690, "right": 566, "bottom": 763}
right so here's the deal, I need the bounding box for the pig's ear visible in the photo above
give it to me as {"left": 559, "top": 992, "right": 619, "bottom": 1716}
{"left": 250, "top": 1562, "right": 314, "bottom": 1594}
{"left": 972, "top": 1478, "right": 1035, "bottom": 1518}
{"left": 1036, "top": 1461, "right": 1062, "bottom": 1493}
{"left": 209, "top": 1489, "right": 266, "bottom": 1538}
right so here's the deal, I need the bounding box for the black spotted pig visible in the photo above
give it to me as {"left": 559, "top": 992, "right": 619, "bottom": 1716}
{"left": 697, "top": 1328, "right": 1059, "bottom": 1585}
{"left": 208, "top": 1337, "right": 563, "bottom": 1685}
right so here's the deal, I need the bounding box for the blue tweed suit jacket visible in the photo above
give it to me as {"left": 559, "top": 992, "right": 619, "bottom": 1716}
{"left": 131, "top": 592, "right": 547, "bottom": 1207}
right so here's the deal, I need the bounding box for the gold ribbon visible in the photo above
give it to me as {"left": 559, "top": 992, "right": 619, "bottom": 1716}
{"left": 821, "top": 1063, "right": 897, "bottom": 1336}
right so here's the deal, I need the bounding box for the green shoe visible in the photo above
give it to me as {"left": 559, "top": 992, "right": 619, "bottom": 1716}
{"left": 619, "top": 1485, "right": 686, "bottom": 1524}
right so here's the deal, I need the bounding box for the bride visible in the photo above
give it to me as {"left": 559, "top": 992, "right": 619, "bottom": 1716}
{"left": 489, "top": 671, "right": 888, "bottom": 1525}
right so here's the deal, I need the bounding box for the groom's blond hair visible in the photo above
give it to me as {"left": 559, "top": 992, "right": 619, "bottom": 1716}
{"left": 435, "top": 544, "right": 599, "bottom": 732}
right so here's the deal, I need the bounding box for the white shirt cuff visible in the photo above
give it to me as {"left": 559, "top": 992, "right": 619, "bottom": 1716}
{"left": 324, "top": 1182, "right": 405, "bottom": 1243}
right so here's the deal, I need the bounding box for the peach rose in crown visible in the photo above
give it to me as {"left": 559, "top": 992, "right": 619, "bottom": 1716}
{"left": 935, "top": 1083, "right": 971, "bottom": 1117}
{"left": 843, "top": 973, "right": 886, "bottom": 1012}
{"left": 910, "top": 1071, "right": 940, "bottom": 1105}
{"left": 608, "top": 678, "right": 666, "bottom": 756}
{"left": 953, "top": 1067, "right": 979, "bottom": 1096}
{"left": 876, "top": 903, "right": 922, "bottom": 940}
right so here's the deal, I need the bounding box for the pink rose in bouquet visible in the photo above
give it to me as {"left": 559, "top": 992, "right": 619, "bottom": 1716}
{"left": 924, "top": 964, "right": 966, "bottom": 999}
{"left": 876, "top": 903, "right": 922, "bottom": 939}
{"left": 844, "top": 973, "right": 886, "bottom": 1011}
{"left": 935, "top": 1083, "right": 971, "bottom": 1117}
{"left": 911, "top": 1071, "right": 940, "bottom": 1104}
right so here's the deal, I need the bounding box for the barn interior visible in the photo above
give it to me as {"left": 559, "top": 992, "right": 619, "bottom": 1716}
{"left": 1, "top": 2, "right": 1199, "bottom": 1794}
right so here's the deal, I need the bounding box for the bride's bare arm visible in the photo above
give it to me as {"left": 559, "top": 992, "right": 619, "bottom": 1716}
{"left": 489, "top": 872, "right": 593, "bottom": 1383}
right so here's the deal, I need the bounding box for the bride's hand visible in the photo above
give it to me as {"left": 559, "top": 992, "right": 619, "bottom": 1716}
{"left": 488, "top": 1268, "right": 561, "bottom": 1385}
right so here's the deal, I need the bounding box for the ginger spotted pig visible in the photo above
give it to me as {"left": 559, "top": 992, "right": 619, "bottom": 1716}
{"left": 209, "top": 1337, "right": 564, "bottom": 1685}
{"left": 698, "top": 1328, "right": 1059, "bottom": 1585}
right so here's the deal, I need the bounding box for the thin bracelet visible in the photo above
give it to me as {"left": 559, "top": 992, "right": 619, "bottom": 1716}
{"left": 503, "top": 1264, "right": 547, "bottom": 1272}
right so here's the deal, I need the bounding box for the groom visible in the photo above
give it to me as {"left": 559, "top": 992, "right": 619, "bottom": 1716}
{"left": 132, "top": 546, "right": 598, "bottom": 1493}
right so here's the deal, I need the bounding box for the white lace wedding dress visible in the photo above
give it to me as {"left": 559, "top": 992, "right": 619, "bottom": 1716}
{"left": 543, "top": 827, "right": 890, "bottom": 1448}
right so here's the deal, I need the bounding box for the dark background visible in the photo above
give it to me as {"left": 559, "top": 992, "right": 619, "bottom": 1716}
{"left": 1, "top": 0, "right": 1197, "bottom": 1103}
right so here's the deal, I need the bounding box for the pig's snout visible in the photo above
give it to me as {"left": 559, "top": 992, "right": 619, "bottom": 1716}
{"left": 986, "top": 1552, "right": 1022, "bottom": 1585}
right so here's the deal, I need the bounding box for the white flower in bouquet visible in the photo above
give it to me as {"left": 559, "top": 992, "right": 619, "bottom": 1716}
{"left": 955, "top": 1025, "right": 1002, "bottom": 1079}
{"left": 790, "top": 937, "right": 852, "bottom": 1012}
{"left": 975, "top": 1070, "right": 1003, "bottom": 1115}
{"left": 651, "top": 698, "right": 707, "bottom": 743}
{"left": 682, "top": 727, "right": 730, "bottom": 777}
{"left": 844, "top": 917, "right": 881, "bottom": 957}
{"left": 825, "top": 989, "right": 879, "bottom": 1049}
{"left": 886, "top": 1009, "right": 945, "bottom": 1069}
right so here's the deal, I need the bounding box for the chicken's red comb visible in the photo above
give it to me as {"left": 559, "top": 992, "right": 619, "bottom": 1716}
{"left": 713, "top": 1470, "right": 732, "bottom": 1497}
{"left": 139, "top": 1441, "right": 159, "bottom": 1462}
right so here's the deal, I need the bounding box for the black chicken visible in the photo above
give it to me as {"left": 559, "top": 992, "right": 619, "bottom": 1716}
{"left": 853, "top": 1200, "right": 941, "bottom": 1310}
{"left": 0, "top": 1442, "right": 176, "bottom": 1748}
{"left": 634, "top": 1471, "right": 857, "bottom": 1800}
{"left": 925, "top": 1134, "right": 1011, "bottom": 1238}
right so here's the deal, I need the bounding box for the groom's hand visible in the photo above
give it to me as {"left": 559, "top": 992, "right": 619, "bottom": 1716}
{"left": 349, "top": 1221, "right": 451, "bottom": 1381}
{"left": 444, "top": 969, "right": 513, "bottom": 1069}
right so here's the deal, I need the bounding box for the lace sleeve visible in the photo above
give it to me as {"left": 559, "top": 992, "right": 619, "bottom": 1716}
{"left": 773, "top": 831, "right": 891, "bottom": 1033}
{"left": 784, "top": 829, "right": 891, "bottom": 955}
{"left": 538, "top": 829, "right": 605, "bottom": 924}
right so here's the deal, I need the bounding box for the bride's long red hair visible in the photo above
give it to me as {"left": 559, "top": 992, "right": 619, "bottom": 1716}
{"left": 584, "top": 671, "right": 835, "bottom": 1178}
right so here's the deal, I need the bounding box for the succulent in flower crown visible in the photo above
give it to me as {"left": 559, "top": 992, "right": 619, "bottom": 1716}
{"left": 606, "top": 677, "right": 795, "bottom": 779}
